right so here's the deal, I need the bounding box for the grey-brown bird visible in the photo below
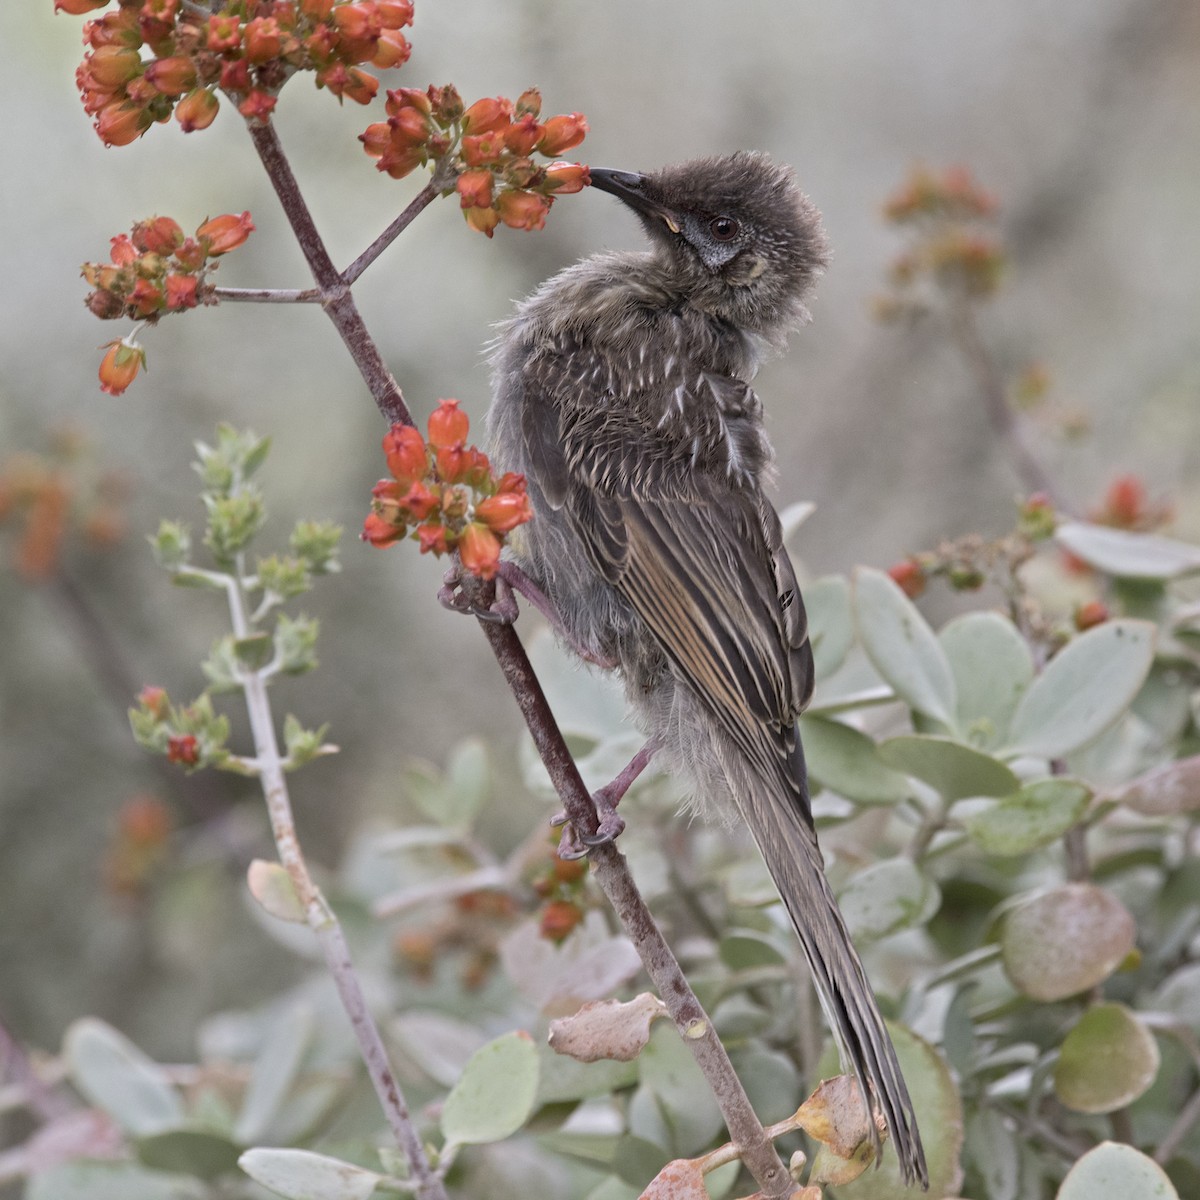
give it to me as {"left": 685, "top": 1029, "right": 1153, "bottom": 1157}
{"left": 487, "top": 151, "right": 927, "bottom": 1187}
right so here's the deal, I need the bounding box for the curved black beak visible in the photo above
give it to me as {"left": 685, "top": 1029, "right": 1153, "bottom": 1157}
{"left": 589, "top": 168, "right": 681, "bottom": 234}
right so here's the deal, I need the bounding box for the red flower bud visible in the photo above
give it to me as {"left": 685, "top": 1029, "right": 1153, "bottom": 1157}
{"left": 362, "top": 511, "right": 405, "bottom": 546}
{"left": 461, "top": 132, "right": 506, "bottom": 167}
{"left": 887, "top": 559, "right": 926, "bottom": 599}
{"left": 173, "top": 237, "right": 205, "bottom": 270}
{"left": 427, "top": 399, "right": 469, "bottom": 451}
{"left": 166, "top": 733, "right": 200, "bottom": 766}
{"left": 1074, "top": 601, "right": 1109, "bottom": 631}
{"left": 503, "top": 114, "right": 541, "bottom": 157}
{"left": 462, "top": 96, "right": 512, "bottom": 136}
{"left": 359, "top": 121, "right": 392, "bottom": 158}
{"left": 376, "top": 0, "right": 414, "bottom": 28}
{"left": 456, "top": 168, "right": 493, "bottom": 210}
{"left": 132, "top": 216, "right": 184, "bottom": 254}
{"left": 389, "top": 105, "right": 431, "bottom": 146}
{"left": 164, "top": 273, "right": 199, "bottom": 310}
{"left": 138, "top": 686, "right": 170, "bottom": 720}
{"left": 539, "top": 899, "right": 584, "bottom": 942}
{"left": 496, "top": 189, "right": 552, "bottom": 232}
{"left": 243, "top": 16, "right": 283, "bottom": 63}
{"left": 459, "top": 522, "right": 502, "bottom": 580}
{"left": 383, "top": 423, "right": 428, "bottom": 486}
{"left": 300, "top": 0, "right": 334, "bottom": 16}
{"left": 476, "top": 489, "right": 532, "bottom": 535}
{"left": 543, "top": 162, "right": 590, "bottom": 194}
{"left": 537, "top": 113, "right": 587, "bottom": 156}
{"left": 238, "top": 90, "right": 278, "bottom": 122}
{"left": 340, "top": 67, "right": 380, "bottom": 105}
{"left": 175, "top": 88, "right": 220, "bottom": 132}
{"left": 427, "top": 83, "right": 463, "bottom": 125}
{"left": 206, "top": 13, "right": 242, "bottom": 52}
{"left": 128, "top": 277, "right": 163, "bottom": 317}
{"left": 371, "top": 28, "right": 410, "bottom": 68}
{"left": 196, "top": 212, "right": 255, "bottom": 256}
{"left": 385, "top": 85, "right": 431, "bottom": 117}
{"left": 84, "top": 45, "right": 142, "bottom": 89}
{"left": 219, "top": 59, "right": 251, "bottom": 94}
{"left": 144, "top": 55, "right": 196, "bottom": 96}
{"left": 109, "top": 233, "right": 139, "bottom": 266}
{"left": 98, "top": 337, "right": 146, "bottom": 395}
{"left": 1100, "top": 474, "right": 1146, "bottom": 529}
{"left": 95, "top": 102, "right": 150, "bottom": 147}
{"left": 55, "top": 0, "right": 109, "bottom": 12}
{"left": 416, "top": 521, "right": 448, "bottom": 555}
{"left": 400, "top": 481, "right": 439, "bottom": 521}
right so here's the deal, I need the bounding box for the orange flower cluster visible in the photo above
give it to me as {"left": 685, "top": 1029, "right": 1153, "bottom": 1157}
{"left": 83, "top": 212, "right": 254, "bottom": 322}
{"left": 360, "top": 85, "right": 590, "bottom": 236}
{"left": 105, "top": 793, "right": 175, "bottom": 898}
{"left": 0, "top": 432, "right": 130, "bottom": 581}
{"left": 82, "top": 212, "right": 253, "bottom": 394}
{"left": 63, "top": 0, "right": 415, "bottom": 146}
{"left": 363, "top": 400, "right": 532, "bottom": 579}
{"left": 875, "top": 164, "right": 1006, "bottom": 315}
{"left": 883, "top": 164, "right": 998, "bottom": 224}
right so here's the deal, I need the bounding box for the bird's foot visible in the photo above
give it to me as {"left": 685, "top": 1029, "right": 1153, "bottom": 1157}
{"left": 549, "top": 738, "right": 659, "bottom": 859}
{"left": 497, "top": 562, "right": 618, "bottom": 669}
{"left": 437, "top": 565, "right": 518, "bottom": 624}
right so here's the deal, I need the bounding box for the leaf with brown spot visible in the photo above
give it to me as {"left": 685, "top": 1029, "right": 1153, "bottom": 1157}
{"left": 548, "top": 993, "right": 668, "bottom": 1063}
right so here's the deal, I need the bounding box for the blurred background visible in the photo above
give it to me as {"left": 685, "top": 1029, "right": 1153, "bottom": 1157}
{"left": 2, "top": 0, "right": 1198, "bottom": 1059}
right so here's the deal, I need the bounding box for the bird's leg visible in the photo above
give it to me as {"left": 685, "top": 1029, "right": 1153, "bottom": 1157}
{"left": 437, "top": 564, "right": 519, "bottom": 624}
{"left": 497, "top": 562, "right": 618, "bottom": 669}
{"left": 554, "top": 737, "right": 660, "bottom": 859}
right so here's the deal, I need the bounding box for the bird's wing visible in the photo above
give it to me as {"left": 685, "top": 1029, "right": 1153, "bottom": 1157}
{"left": 523, "top": 347, "right": 814, "bottom": 802}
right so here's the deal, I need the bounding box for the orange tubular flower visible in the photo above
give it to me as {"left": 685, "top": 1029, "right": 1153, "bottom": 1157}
{"left": 461, "top": 96, "right": 512, "bottom": 136}
{"left": 544, "top": 162, "right": 590, "bottom": 194}
{"left": 196, "top": 212, "right": 255, "bottom": 255}
{"left": 456, "top": 169, "right": 493, "bottom": 210}
{"left": 459, "top": 522, "right": 502, "bottom": 579}
{"left": 383, "top": 423, "right": 428, "bottom": 486}
{"left": 98, "top": 338, "right": 146, "bottom": 396}
{"left": 175, "top": 88, "right": 219, "bottom": 131}
{"left": 537, "top": 113, "right": 588, "bottom": 156}
{"left": 496, "top": 189, "right": 552, "bottom": 232}
{"left": 427, "top": 400, "right": 470, "bottom": 450}
{"left": 475, "top": 489, "right": 531, "bottom": 535}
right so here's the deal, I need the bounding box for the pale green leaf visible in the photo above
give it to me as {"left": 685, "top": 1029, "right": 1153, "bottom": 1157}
{"left": 1054, "top": 1003, "right": 1160, "bottom": 1114}
{"left": 246, "top": 859, "right": 307, "bottom": 924}
{"left": 1005, "top": 620, "right": 1156, "bottom": 758}
{"left": 1056, "top": 1142, "right": 1179, "bottom": 1200}
{"left": 441, "top": 1031, "right": 540, "bottom": 1148}
{"left": 837, "top": 859, "right": 941, "bottom": 943}
{"left": 238, "top": 1147, "right": 383, "bottom": 1200}
{"left": 879, "top": 735, "right": 1020, "bottom": 800}
{"left": 64, "top": 1019, "right": 185, "bottom": 1137}
{"left": 802, "top": 715, "right": 911, "bottom": 806}
{"left": 852, "top": 567, "right": 956, "bottom": 725}
{"left": 939, "top": 611, "right": 1034, "bottom": 751}
{"left": 234, "top": 1004, "right": 315, "bottom": 1144}
{"left": 805, "top": 575, "right": 854, "bottom": 679}
{"left": 136, "top": 1129, "right": 242, "bottom": 1181}
{"left": 962, "top": 779, "right": 1091, "bottom": 856}
{"left": 26, "top": 1163, "right": 206, "bottom": 1200}
{"left": 1056, "top": 521, "right": 1200, "bottom": 581}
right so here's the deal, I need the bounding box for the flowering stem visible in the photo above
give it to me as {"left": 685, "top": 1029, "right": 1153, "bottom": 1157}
{"left": 212, "top": 286, "right": 322, "bottom": 303}
{"left": 342, "top": 179, "right": 441, "bottom": 286}
{"left": 464, "top": 577, "right": 793, "bottom": 1199}
{"left": 222, "top": 564, "right": 445, "bottom": 1200}
{"left": 245, "top": 121, "right": 412, "bottom": 426}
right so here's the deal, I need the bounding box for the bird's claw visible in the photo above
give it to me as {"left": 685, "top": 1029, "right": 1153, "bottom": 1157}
{"left": 437, "top": 566, "right": 518, "bottom": 624}
{"left": 551, "top": 791, "right": 626, "bottom": 859}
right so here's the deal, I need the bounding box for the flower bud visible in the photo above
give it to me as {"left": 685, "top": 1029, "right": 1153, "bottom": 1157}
{"left": 543, "top": 161, "right": 590, "bottom": 194}
{"left": 459, "top": 521, "right": 502, "bottom": 580}
{"left": 463, "top": 205, "right": 499, "bottom": 237}
{"left": 887, "top": 559, "right": 926, "bottom": 599}
{"left": 416, "top": 521, "right": 448, "bottom": 555}
{"left": 243, "top": 16, "right": 284, "bottom": 63}
{"left": 165, "top": 273, "right": 199, "bottom": 310}
{"left": 400, "top": 481, "right": 438, "bottom": 521}
{"left": 196, "top": 211, "right": 255, "bottom": 256}
{"left": 175, "top": 87, "right": 219, "bottom": 132}
{"left": 98, "top": 337, "right": 146, "bottom": 395}
{"left": 515, "top": 88, "right": 542, "bottom": 118}
{"left": 300, "top": 0, "right": 334, "bottom": 16}
{"left": 85, "top": 45, "right": 142, "bottom": 89}
{"left": 462, "top": 96, "right": 512, "bottom": 136}
{"left": 376, "top": 0, "right": 414, "bottom": 28}
{"left": 362, "top": 511, "right": 405, "bottom": 546}
{"left": 461, "top": 132, "right": 506, "bottom": 167}
{"left": 503, "top": 114, "right": 541, "bottom": 157}
{"left": 166, "top": 733, "right": 200, "bottom": 766}
{"left": 1074, "top": 601, "right": 1109, "bottom": 631}
{"left": 206, "top": 13, "right": 242, "bottom": 51}
{"left": 55, "top": 0, "right": 109, "bottom": 12}
{"left": 496, "top": 189, "right": 552, "bottom": 232}
{"left": 132, "top": 215, "right": 184, "bottom": 254}
{"left": 371, "top": 28, "right": 410, "bottom": 68}
{"left": 144, "top": 55, "right": 196, "bottom": 96}
{"left": 109, "top": 233, "right": 139, "bottom": 265}
{"left": 238, "top": 90, "right": 278, "bottom": 121}
{"left": 95, "top": 101, "right": 150, "bottom": 146}
{"left": 427, "top": 399, "right": 469, "bottom": 451}
{"left": 427, "top": 83, "right": 463, "bottom": 125}
{"left": 475, "top": 489, "right": 532, "bottom": 535}
{"left": 456, "top": 168, "right": 493, "bottom": 210}
{"left": 540, "top": 899, "right": 584, "bottom": 942}
{"left": 382, "top": 423, "right": 428, "bottom": 486}
{"left": 138, "top": 686, "right": 171, "bottom": 720}
{"left": 537, "top": 112, "right": 587, "bottom": 156}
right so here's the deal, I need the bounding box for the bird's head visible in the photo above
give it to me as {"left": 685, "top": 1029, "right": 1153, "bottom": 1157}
{"left": 590, "top": 151, "right": 828, "bottom": 340}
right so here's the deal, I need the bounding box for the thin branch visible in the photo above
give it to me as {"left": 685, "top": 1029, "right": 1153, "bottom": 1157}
{"left": 224, "top": 566, "right": 445, "bottom": 1200}
{"left": 342, "top": 180, "right": 441, "bottom": 286}
{"left": 245, "top": 121, "right": 412, "bottom": 426}
{"left": 948, "top": 300, "right": 1069, "bottom": 512}
{"left": 213, "top": 286, "right": 322, "bottom": 303}
{"left": 1155, "top": 1084, "right": 1200, "bottom": 1165}
{"left": 463, "top": 576, "right": 794, "bottom": 1199}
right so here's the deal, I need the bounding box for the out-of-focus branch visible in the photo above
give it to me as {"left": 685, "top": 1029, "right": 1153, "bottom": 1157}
{"left": 212, "top": 286, "right": 321, "bottom": 303}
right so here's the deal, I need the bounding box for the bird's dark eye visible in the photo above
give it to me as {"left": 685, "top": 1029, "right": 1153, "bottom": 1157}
{"left": 710, "top": 216, "right": 739, "bottom": 242}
